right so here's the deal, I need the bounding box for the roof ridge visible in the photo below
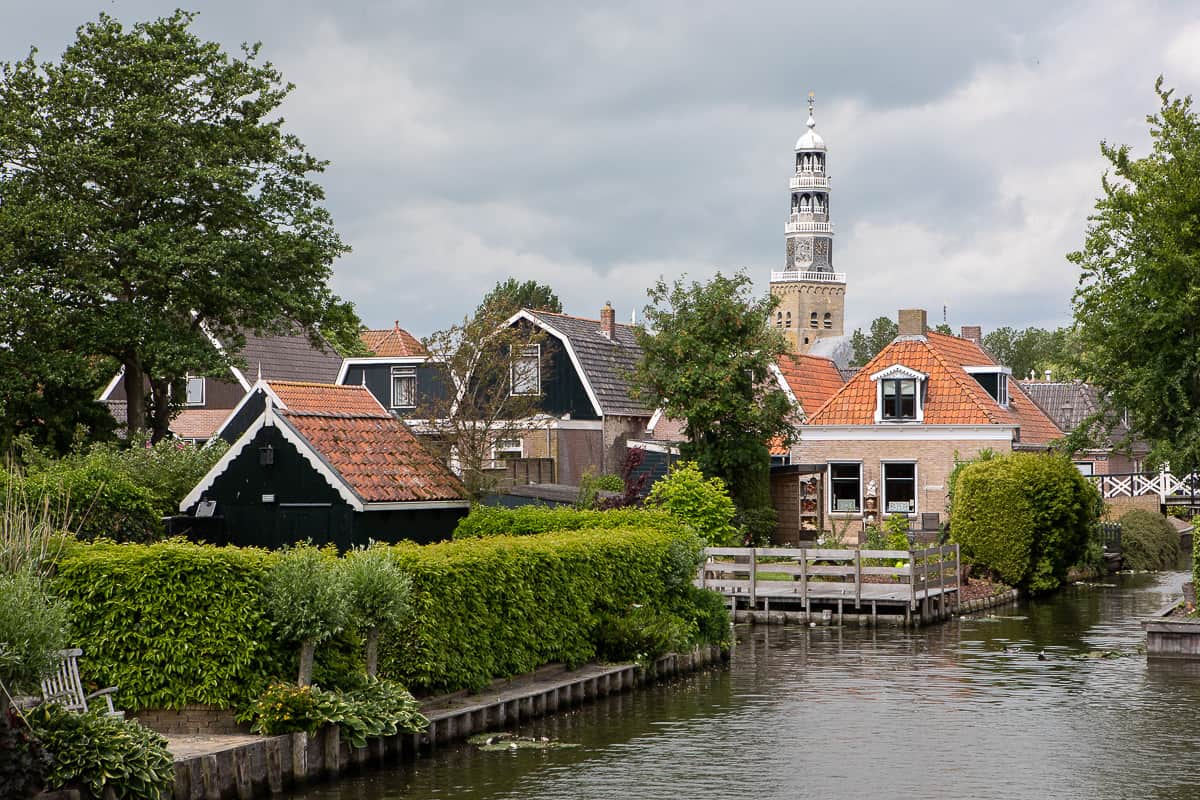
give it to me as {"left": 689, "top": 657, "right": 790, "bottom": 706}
{"left": 270, "top": 379, "right": 362, "bottom": 388}
{"left": 281, "top": 409, "right": 392, "bottom": 419}
{"left": 529, "top": 309, "right": 636, "bottom": 329}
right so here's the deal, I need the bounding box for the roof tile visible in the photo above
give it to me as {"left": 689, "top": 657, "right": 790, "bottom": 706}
{"left": 268, "top": 381, "right": 390, "bottom": 417}
{"left": 361, "top": 324, "right": 428, "bottom": 357}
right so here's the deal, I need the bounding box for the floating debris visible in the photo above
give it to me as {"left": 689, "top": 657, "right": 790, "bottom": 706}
{"left": 467, "top": 732, "right": 580, "bottom": 751}
{"left": 1068, "top": 647, "right": 1146, "bottom": 661}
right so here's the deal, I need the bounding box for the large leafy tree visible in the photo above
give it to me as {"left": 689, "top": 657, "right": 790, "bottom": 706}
{"left": 475, "top": 278, "right": 563, "bottom": 320}
{"left": 849, "top": 316, "right": 898, "bottom": 366}
{"left": 981, "top": 326, "right": 1074, "bottom": 380}
{"left": 0, "top": 12, "right": 351, "bottom": 441}
{"left": 1069, "top": 78, "right": 1200, "bottom": 470}
{"left": 633, "top": 271, "right": 797, "bottom": 531}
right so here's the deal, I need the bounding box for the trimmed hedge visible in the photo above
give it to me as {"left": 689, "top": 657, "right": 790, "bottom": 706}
{"left": 382, "top": 525, "right": 706, "bottom": 693}
{"left": 951, "top": 452, "right": 1100, "bottom": 593}
{"left": 453, "top": 505, "right": 681, "bottom": 539}
{"left": 1118, "top": 509, "right": 1180, "bottom": 571}
{"left": 52, "top": 540, "right": 287, "bottom": 710}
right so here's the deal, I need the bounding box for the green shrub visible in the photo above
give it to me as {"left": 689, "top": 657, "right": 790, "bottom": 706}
{"left": 951, "top": 452, "right": 1100, "bottom": 593}
{"left": 576, "top": 471, "right": 625, "bottom": 508}
{"left": 341, "top": 544, "right": 412, "bottom": 677}
{"left": 242, "top": 677, "right": 427, "bottom": 748}
{"left": 26, "top": 705, "right": 173, "bottom": 800}
{"left": 734, "top": 505, "right": 777, "bottom": 547}
{"left": 4, "top": 464, "right": 160, "bottom": 543}
{"left": 595, "top": 606, "right": 695, "bottom": 665}
{"left": 0, "top": 709, "right": 52, "bottom": 798}
{"left": 52, "top": 539, "right": 285, "bottom": 710}
{"left": 454, "top": 505, "right": 681, "bottom": 539}
{"left": 645, "top": 462, "right": 738, "bottom": 546}
{"left": 669, "top": 585, "right": 731, "bottom": 649}
{"left": 1118, "top": 509, "right": 1180, "bottom": 571}
{"left": 0, "top": 571, "right": 69, "bottom": 697}
{"left": 382, "top": 525, "right": 709, "bottom": 693}
{"left": 263, "top": 544, "right": 349, "bottom": 686}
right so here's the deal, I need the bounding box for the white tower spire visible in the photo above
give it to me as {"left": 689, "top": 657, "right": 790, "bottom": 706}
{"left": 786, "top": 91, "right": 834, "bottom": 273}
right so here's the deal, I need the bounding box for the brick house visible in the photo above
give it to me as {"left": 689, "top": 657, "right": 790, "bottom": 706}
{"left": 1019, "top": 380, "right": 1151, "bottom": 475}
{"left": 789, "top": 309, "right": 1062, "bottom": 541}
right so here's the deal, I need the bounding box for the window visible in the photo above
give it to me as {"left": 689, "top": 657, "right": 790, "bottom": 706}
{"left": 965, "top": 367, "right": 1010, "bottom": 407}
{"left": 882, "top": 462, "right": 916, "bottom": 514}
{"left": 390, "top": 366, "right": 416, "bottom": 409}
{"left": 1074, "top": 462, "right": 1095, "bottom": 476}
{"left": 829, "top": 462, "right": 862, "bottom": 513}
{"left": 776, "top": 311, "right": 782, "bottom": 328}
{"left": 785, "top": 311, "right": 792, "bottom": 329}
{"left": 511, "top": 344, "right": 541, "bottom": 395}
{"left": 881, "top": 379, "right": 917, "bottom": 419}
{"left": 810, "top": 312, "right": 819, "bottom": 329}
{"left": 823, "top": 312, "right": 832, "bottom": 329}
{"left": 494, "top": 438, "right": 523, "bottom": 460}
{"left": 185, "top": 375, "right": 205, "bottom": 406}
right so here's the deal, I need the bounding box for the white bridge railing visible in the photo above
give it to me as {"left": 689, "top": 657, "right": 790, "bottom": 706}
{"left": 1087, "top": 468, "right": 1200, "bottom": 502}
{"left": 770, "top": 269, "right": 847, "bottom": 283}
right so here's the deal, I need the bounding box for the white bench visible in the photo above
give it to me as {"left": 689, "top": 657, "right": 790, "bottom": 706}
{"left": 40, "top": 648, "right": 123, "bottom": 719}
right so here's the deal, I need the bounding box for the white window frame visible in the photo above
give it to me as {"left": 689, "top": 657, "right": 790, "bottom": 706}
{"left": 881, "top": 460, "right": 917, "bottom": 515}
{"left": 493, "top": 437, "right": 524, "bottom": 460}
{"left": 511, "top": 344, "right": 541, "bottom": 396}
{"left": 1073, "top": 461, "right": 1095, "bottom": 476}
{"left": 828, "top": 461, "right": 863, "bottom": 514}
{"left": 390, "top": 366, "right": 417, "bottom": 409}
{"left": 184, "top": 375, "right": 205, "bottom": 407}
{"left": 963, "top": 365, "right": 1012, "bottom": 408}
{"left": 870, "top": 364, "right": 926, "bottom": 423}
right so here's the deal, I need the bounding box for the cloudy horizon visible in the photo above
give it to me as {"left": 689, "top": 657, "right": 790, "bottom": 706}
{"left": 5, "top": 1, "right": 1199, "bottom": 339}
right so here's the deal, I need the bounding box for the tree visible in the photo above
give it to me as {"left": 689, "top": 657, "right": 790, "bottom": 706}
{"left": 475, "top": 278, "right": 562, "bottom": 320}
{"left": 632, "top": 271, "right": 797, "bottom": 529}
{"left": 341, "top": 545, "right": 412, "bottom": 678}
{"left": 422, "top": 303, "right": 547, "bottom": 501}
{"left": 262, "top": 544, "right": 348, "bottom": 686}
{"left": 849, "top": 316, "right": 899, "bottom": 366}
{"left": 1069, "top": 79, "right": 1200, "bottom": 470}
{"left": 981, "top": 326, "right": 1073, "bottom": 380}
{"left": 0, "top": 12, "right": 353, "bottom": 442}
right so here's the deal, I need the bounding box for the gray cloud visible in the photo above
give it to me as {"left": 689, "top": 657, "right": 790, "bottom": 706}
{"left": 3, "top": 1, "right": 1199, "bottom": 339}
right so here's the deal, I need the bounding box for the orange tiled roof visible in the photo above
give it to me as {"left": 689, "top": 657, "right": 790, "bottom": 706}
{"left": 807, "top": 331, "right": 1063, "bottom": 444}
{"left": 360, "top": 323, "right": 427, "bottom": 357}
{"left": 170, "top": 410, "right": 231, "bottom": 441}
{"left": 775, "top": 353, "right": 844, "bottom": 417}
{"left": 281, "top": 410, "right": 466, "bottom": 503}
{"left": 267, "top": 381, "right": 389, "bottom": 417}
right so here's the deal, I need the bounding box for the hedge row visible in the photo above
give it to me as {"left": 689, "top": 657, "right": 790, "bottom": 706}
{"left": 52, "top": 524, "right": 714, "bottom": 708}
{"left": 1118, "top": 509, "right": 1180, "bottom": 571}
{"left": 383, "top": 525, "right": 703, "bottom": 693}
{"left": 52, "top": 540, "right": 287, "bottom": 710}
{"left": 951, "top": 452, "right": 1100, "bottom": 593}
{"left": 452, "top": 505, "right": 681, "bottom": 539}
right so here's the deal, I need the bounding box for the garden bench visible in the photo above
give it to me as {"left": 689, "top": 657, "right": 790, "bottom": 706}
{"left": 40, "top": 648, "right": 123, "bottom": 719}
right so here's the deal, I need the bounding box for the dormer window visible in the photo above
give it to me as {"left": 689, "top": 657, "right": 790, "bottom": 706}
{"left": 964, "top": 366, "right": 1012, "bottom": 408}
{"left": 185, "top": 375, "right": 205, "bottom": 406}
{"left": 870, "top": 364, "right": 927, "bottom": 423}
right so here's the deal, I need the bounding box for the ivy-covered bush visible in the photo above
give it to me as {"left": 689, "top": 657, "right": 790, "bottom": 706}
{"left": 26, "top": 705, "right": 173, "bottom": 800}
{"left": 951, "top": 452, "right": 1100, "bottom": 593}
{"left": 454, "top": 505, "right": 681, "bottom": 539}
{"left": 242, "top": 677, "right": 427, "bottom": 748}
{"left": 1118, "top": 509, "right": 1180, "bottom": 571}
{"left": 382, "top": 525, "right": 711, "bottom": 693}
{"left": 645, "top": 462, "right": 738, "bottom": 546}
{"left": 52, "top": 539, "right": 285, "bottom": 710}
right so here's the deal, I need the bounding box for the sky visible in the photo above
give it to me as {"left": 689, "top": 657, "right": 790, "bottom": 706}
{"left": 4, "top": 1, "right": 1200, "bottom": 339}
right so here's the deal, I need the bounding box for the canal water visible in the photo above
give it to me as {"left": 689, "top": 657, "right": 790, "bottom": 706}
{"left": 294, "top": 568, "right": 1199, "bottom": 800}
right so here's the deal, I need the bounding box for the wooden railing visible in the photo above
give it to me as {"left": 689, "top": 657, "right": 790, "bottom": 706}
{"left": 1087, "top": 469, "right": 1200, "bottom": 502}
{"left": 697, "top": 545, "right": 960, "bottom": 611}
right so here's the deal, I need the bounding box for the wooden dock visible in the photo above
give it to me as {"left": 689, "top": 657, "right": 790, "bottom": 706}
{"left": 696, "top": 545, "right": 961, "bottom": 625}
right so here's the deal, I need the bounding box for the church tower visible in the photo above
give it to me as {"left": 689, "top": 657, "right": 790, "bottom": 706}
{"left": 770, "top": 92, "right": 846, "bottom": 353}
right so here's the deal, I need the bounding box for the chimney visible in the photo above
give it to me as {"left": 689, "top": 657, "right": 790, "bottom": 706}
{"left": 960, "top": 325, "right": 982, "bottom": 344}
{"left": 600, "top": 301, "right": 616, "bottom": 339}
{"left": 897, "top": 309, "right": 927, "bottom": 337}
{"left": 1044, "top": 369, "right": 1052, "bottom": 381}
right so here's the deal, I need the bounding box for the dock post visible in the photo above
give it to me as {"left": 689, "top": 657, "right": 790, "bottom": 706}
{"left": 749, "top": 549, "right": 758, "bottom": 609}
{"left": 853, "top": 550, "right": 862, "bottom": 609}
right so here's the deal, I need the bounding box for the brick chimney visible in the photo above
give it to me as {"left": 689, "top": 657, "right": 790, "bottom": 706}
{"left": 600, "top": 301, "right": 616, "bottom": 339}
{"left": 960, "top": 325, "right": 982, "bottom": 344}
{"left": 897, "top": 309, "right": 927, "bottom": 337}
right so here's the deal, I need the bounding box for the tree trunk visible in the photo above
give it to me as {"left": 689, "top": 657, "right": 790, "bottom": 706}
{"left": 298, "top": 639, "right": 316, "bottom": 687}
{"left": 365, "top": 627, "right": 380, "bottom": 678}
{"left": 147, "top": 377, "right": 173, "bottom": 444}
{"left": 123, "top": 359, "right": 147, "bottom": 438}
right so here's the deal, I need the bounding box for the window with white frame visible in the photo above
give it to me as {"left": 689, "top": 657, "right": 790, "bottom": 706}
{"left": 1074, "top": 461, "right": 1095, "bottom": 476}
{"left": 390, "top": 366, "right": 417, "bottom": 409}
{"left": 881, "top": 462, "right": 916, "bottom": 514}
{"left": 184, "top": 375, "right": 205, "bottom": 406}
{"left": 493, "top": 438, "right": 523, "bottom": 460}
{"left": 871, "top": 365, "right": 926, "bottom": 423}
{"left": 511, "top": 344, "right": 541, "bottom": 395}
{"left": 829, "top": 462, "right": 862, "bottom": 513}
{"left": 964, "top": 366, "right": 1011, "bottom": 408}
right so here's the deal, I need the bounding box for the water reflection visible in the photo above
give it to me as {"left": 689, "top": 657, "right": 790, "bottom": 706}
{"left": 295, "top": 569, "right": 1199, "bottom": 800}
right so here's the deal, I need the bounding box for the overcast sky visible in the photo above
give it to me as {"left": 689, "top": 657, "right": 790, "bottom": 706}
{"left": 5, "top": 1, "right": 1200, "bottom": 338}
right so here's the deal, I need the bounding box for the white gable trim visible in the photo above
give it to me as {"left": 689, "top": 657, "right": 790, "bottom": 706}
{"left": 800, "top": 424, "right": 1014, "bottom": 442}
{"left": 179, "top": 412, "right": 269, "bottom": 511}
{"left": 646, "top": 407, "right": 665, "bottom": 433}
{"left": 335, "top": 356, "right": 432, "bottom": 385}
{"left": 98, "top": 367, "right": 125, "bottom": 401}
{"left": 211, "top": 380, "right": 290, "bottom": 441}
{"left": 200, "top": 323, "right": 252, "bottom": 391}
{"left": 506, "top": 310, "right": 604, "bottom": 418}
{"left": 769, "top": 362, "right": 803, "bottom": 415}
{"left": 869, "top": 364, "right": 927, "bottom": 382}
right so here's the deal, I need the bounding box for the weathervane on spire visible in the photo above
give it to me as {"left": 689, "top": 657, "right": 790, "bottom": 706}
{"left": 807, "top": 91, "right": 816, "bottom": 128}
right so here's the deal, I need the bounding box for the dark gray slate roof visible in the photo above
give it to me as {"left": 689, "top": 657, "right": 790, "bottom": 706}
{"left": 527, "top": 310, "right": 650, "bottom": 417}
{"left": 231, "top": 328, "right": 343, "bottom": 384}
{"left": 1019, "top": 380, "right": 1148, "bottom": 452}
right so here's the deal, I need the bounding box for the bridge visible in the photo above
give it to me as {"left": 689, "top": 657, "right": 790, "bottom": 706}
{"left": 1086, "top": 468, "right": 1200, "bottom": 504}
